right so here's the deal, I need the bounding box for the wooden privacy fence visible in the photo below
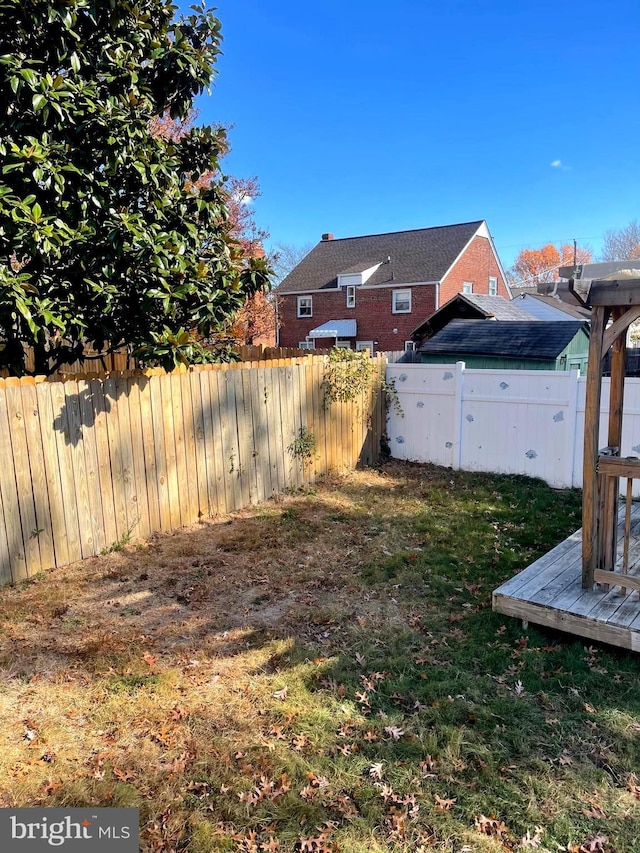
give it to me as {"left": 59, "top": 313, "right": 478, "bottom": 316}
{"left": 0, "top": 354, "right": 386, "bottom": 585}
{"left": 9, "top": 345, "right": 311, "bottom": 380}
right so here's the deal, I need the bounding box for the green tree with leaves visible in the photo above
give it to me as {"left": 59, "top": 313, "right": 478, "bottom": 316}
{"left": 0, "top": 1, "right": 269, "bottom": 375}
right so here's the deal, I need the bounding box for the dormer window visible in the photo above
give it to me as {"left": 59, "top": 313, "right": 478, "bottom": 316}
{"left": 346, "top": 286, "right": 356, "bottom": 308}
{"left": 337, "top": 262, "right": 382, "bottom": 289}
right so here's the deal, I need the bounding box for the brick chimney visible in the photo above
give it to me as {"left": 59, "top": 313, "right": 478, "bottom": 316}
{"left": 321, "top": 233, "right": 334, "bottom": 241}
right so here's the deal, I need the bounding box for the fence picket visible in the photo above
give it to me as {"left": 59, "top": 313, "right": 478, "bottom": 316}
{"left": 0, "top": 357, "right": 386, "bottom": 584}
{"left": 21, "top": 381, "right": 55, "bottom": 569}
{"left": 76, "top": 379, "right": 106, "bottom": 555}
{"left": 0, "top": 386, "right": 27, "bottom": 580}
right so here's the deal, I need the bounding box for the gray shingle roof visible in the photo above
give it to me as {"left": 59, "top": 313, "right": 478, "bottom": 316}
{"left": 276, "top": 221, "right": 484, "bottom": 293}
{"left": 418, "top": 319, "right": 586, "bottom": 359}
{"left": 461, "top": 293, "right": 535, "bottom": 320}
{"left": 411, "top": 293, "right": 534, "bottom": 339}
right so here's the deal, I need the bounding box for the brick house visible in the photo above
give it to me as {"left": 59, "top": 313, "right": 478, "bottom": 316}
{"left": 276, "top": 220, "right": 509, "bottom": 353}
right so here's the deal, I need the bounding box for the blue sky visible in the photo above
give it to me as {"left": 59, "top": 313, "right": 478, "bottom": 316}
{"left": 185, "top": 0, "right": 639, "bottom": 270}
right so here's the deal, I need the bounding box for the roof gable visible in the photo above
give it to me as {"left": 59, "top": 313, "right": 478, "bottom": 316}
{"left": 277, "top": 221, "right": 485, "bottom": 294}
{"left": 418, "top": 319, "right": 586, "bottom": 359}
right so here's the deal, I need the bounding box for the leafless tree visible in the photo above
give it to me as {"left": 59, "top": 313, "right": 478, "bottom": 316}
{"left": 270, "top": 241, "right": 314, "bottom": 284}
{"left": 600, "top": 220, "right": 640, "bottom": 262}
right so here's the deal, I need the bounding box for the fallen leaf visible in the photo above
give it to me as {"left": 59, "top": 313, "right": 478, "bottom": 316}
{"left": 113, "top": 767, "right": 135, "bottom": 782}
{"left": 272, "top": 687, "right": 288, "bottom": 701}
{"left": 384, "top": 725, "right": 405, "bottom": 740}
{"left": 474, "top": 814, "right": 510, "bottom": 839}
{"left": 142, "top": 652, "right": 157, "bottom": 666}
{"left": 435, "top": 795, "right": 456, "bottom": 811}
{"left": 582, "top": 800, "right": 606, "bottom": 820}
{"left": 369, "top": 762, "right": 384, "bottom": 780}
{"left": 517, "top": 827, "right": 544, "bottom": 848}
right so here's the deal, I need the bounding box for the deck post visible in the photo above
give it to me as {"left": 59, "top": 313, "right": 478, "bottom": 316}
{"left": 603, "top": 309, "right": 627, "bottom": 572}
{"left": 582, "top": 305, "right": 607, "bottom": 589}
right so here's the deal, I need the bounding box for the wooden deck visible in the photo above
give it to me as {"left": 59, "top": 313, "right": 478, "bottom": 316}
{"left": 492, "top": 504, "right": 640, "bottom": 652}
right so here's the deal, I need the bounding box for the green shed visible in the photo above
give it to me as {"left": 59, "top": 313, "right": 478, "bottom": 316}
{"left": 418, "top": 319, "right": 589, "bottom": 372}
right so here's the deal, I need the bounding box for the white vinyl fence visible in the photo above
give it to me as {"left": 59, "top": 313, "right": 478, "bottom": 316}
{"left": 386, "top": 363, "right": 640, "bottom": 490}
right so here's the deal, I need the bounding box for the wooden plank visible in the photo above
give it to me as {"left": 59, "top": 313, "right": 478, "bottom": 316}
{"left": 49, "top": 381, "right": 83, "bottom": 564}
{"left": 274, "top": 366, "right": 289, "bottom": 492}
{"left": 493, "top": 592, "right": 640, "bottom": 653}
{"left": 263, "top": 367, "right": 281, "bottom": 496}
{"left": 161, "top": 374, "right": 182, "bottom": 529}
{"left": 523, "top": 554, "right": 584, "bottom": 607}
{"left": 114, "top": 376, "right": 138, "bottom": 541}
{"left": 209, "top": 371, "right": 228, "bottom": 514}
{"left": 190, "top": 371, "right": 209, "bottom": 520}
{"left": 76, "top": 379, "right": 107, "bottom": 555}
{"left": 34, "top": 382, "right": 68, "bottom": 569}
{"left": 170, "top": 372, "right": 192, "bottom": 526}
{"left": 303, "top": 361, "right": 316, "bottom": 484}
{"left": 494, "top": 529, "right": 584, "bottom": 598}
{"left": 588, "top": 583, "right": 640, "bottom": 628}
{"left": 602, "top": 308, "right": 628, "bottom": 571}
{"left": 279, "top": 366, "right": 296, "bottom": 488}
{"left": 126, "top": 377, "right": 151, "bottom": 539}
{"left": 589, "top": 278, "right": 640, "bottom": 307}
{"left": 180, "top": 371, "right": 200, "bottom": 524}
{"left": 602, "top": 305, "right": 640, "bottom": 353}
{"left": 291, "top": 364, "right": 303, "bottom": 487}
{"left": 21, "top": 381, "right": 56, "bottom": 570}
{"left": 137, "top": 376, "right": 161, "bottom": 534}
{"left": 582, "top": 305, "right": 607, "bottom": 588}
{"left": 150, "top": 375, "right": 172, "bottom": 531}
{"left": 89, "top": 379, "right": 117, "bottom": 548}
{"left": 248, "top": 366, "right": 266, "bottom": 503}
{"left": 594, "top": 569, "right": 640, "bottom": 592}
{"left": 0, "top": 462, "right": 12, "bottom": 585}
{"left": 218, "top": 371, "right": 237, "bottom": 512}
{"left": 0, "top": 385, "right": 27, "bottom": 580}
{"left": 598, "top": 457, "right": 640, "bottom": 478}
{"left": 5, "top": 382, "right": 42, "bottom": 575}
{"left": 314, "top": 360, "right": 328, "bottom": 476}
{"left": 237, "top": 369, "right": 254, "bottom": 505}
{"left": 103, "top": 377, "right": 128, "bottom": 542}
{"left": 227, "top": 370, "right": 244, "bottom": 510}
{"left": 199, "top": 369, "right": 218, "bottom": 516}
{"left": 259, "top": 365, "right": 273, "bottom": 499}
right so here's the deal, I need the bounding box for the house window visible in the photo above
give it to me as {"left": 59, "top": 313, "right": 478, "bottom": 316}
{"left": 298, "top": 340, "right": 315, "bottom": 350}
{"left": 356, "top": 340, "right": 374, "bottom": 355}
{"left": 297, "top": 296, "right": 312, "bottom": 317}
{"left": 392, "top": 289, "right": 412, "bottom": 313}
{"left": 462, "top": 281, "right": 473, "bottom": 294}
{"left": 404, "top": 341, "right": 416, "bottom": 352}
{"left": 489, "top": 276, "right": 498, "bottom": 296}
{"left": 335, "top": 340, "right": 352, "bottom": 349}
{"left": 346, "top": 285, "right": 356, "bottom": 308}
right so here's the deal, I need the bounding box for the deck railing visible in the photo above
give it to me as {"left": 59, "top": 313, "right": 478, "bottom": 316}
{"left": 596, "top": 454, "right": 640, "bottom": 594}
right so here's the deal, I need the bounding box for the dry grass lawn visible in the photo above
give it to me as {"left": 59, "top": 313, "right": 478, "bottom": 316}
{"left": 0, "top": 461, "right": 638, "bottom": 853}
